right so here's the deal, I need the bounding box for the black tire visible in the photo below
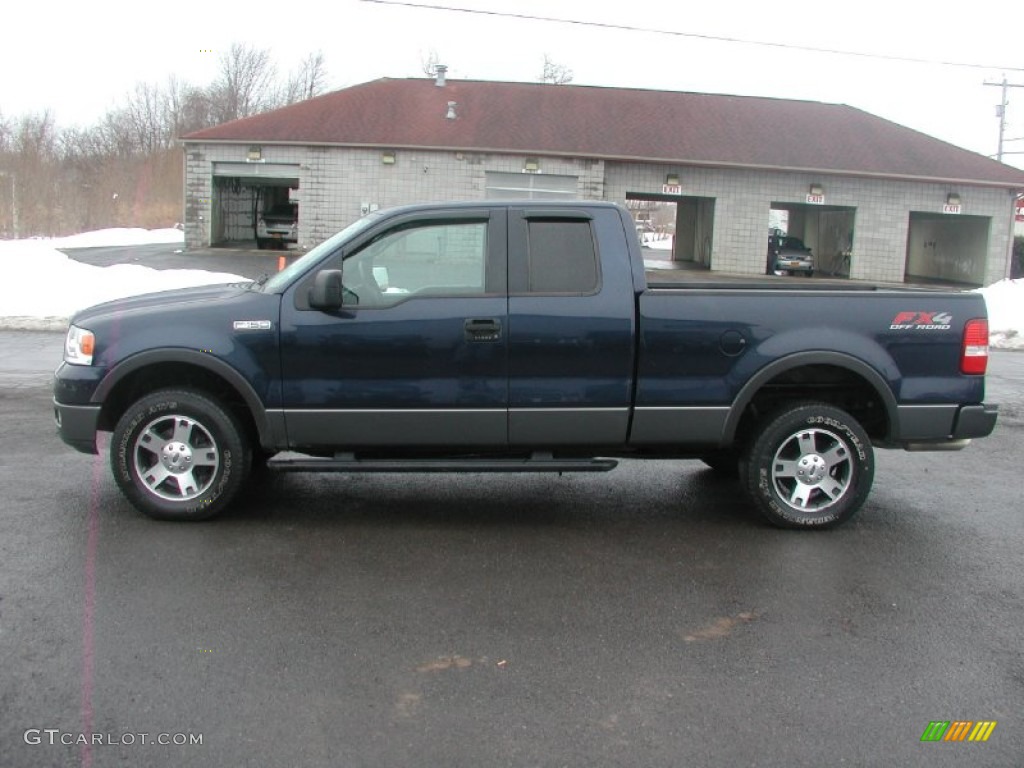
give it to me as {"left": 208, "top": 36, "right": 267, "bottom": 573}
{"left": 251, "top": 450, "right": 273, "bottom": 472}
{"left": 741, "top": 403, "right": 873, "bottom": 529}
{"left": 699, "top": 449, "right": 740, "bottom": 477}
{"left": 111, "top": 389, "right": 251, "bottom": 521}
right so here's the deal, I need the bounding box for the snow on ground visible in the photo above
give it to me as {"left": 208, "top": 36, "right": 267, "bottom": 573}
{"left": 0, "top": 228, "right": 1021, "bottom": 349}
{"left": 979, "top": 278, "right": 1024, "bottom": 350}
{"left": 0, "top": 232, "right": 242, "bottom": 331}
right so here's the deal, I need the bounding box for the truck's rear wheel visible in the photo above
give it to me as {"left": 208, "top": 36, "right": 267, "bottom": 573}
{"left": 111, "top": 389, "right": 250, "bottom": 521}
{"left": 742, "top": 403, "right": 873, "bottom": 529}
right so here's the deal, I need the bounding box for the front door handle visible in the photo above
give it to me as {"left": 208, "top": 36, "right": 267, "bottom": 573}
{"left": 464, "top": 318, "right": 502, "bottom": 342}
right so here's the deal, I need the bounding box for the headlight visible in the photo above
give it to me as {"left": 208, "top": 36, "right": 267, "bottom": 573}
{"left": 64, "top": 325, "right": 96, "bottom": 366}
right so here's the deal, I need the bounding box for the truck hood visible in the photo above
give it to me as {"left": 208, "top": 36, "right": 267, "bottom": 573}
{"left": 71, "top": 282, "right": 254, "bottom": 325}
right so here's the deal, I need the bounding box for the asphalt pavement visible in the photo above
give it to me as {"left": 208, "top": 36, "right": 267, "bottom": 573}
{"left": 1, "top": 244, "right": 1021, "bottom": 766}
{"left": 2, "top": 327, "right": 1023, "bottom": 766}
{"left": 61, "top": 242, "right": 294, "bottom": 280}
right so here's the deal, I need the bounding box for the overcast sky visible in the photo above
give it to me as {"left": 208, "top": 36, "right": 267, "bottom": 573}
{"left": 4, "top": 0, "right": 1023, "bottom": 168}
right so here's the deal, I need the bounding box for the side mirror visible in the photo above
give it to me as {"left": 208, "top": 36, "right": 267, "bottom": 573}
{"left": 309, "top": 269, "right": 344, "bottom": 310}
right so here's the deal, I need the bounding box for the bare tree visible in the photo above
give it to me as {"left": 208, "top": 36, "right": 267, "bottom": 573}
{"left": 0, "top": 44, "right": 340, "bottom": 235}
{"left": 282, "top": 51, "right": 329, "bottom": 105}
{"left": 0, "top": 110, "right": 12, "bottom": 155}
{"left": 539, "top": 54, "right": 573, "bottom": 85}
{"left": 165, "top": 75, "right": 215, "bottom": 138}
{"left": 122, "top": 82, "right": 172, "bottom": 153}
{"left": 7, "top": 112, "right": 62, "bottom": 234}
{"left": 210, "top": 43, "right": 278, "bottom": 123}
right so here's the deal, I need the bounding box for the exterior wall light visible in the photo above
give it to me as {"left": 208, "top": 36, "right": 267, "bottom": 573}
{"left": 246, "top": 146, "right": 262, "bottom": 162}
{"left": 947, "top": 193, "right": 961, "bottom": 206}
{"left": 524, "top": 158, "right": 540, "bottom": 173}
{"left": 381, "top": 151, "right": 396, "bottom": 165}
{"left": 665, "top": 173, "right": 680, "bottom": 186}
{"left": 809, "top": 183, "right": 824, "bottom": 196}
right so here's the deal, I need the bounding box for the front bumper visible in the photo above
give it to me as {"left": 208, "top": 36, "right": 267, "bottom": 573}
{"left": 54, "top": 398, "right": 101, "bottom": 454}
{"left": 53, "top": 361, "right": 105, "bottom": 455}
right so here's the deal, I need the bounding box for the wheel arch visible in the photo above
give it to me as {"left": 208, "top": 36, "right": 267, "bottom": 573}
{"left": 93, "top": 350, "right": 276, "bottom": 451}
{"left": 723, "top": 352, "right": 899, "bottom": 447}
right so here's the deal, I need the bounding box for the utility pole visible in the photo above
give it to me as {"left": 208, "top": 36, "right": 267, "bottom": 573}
{"left": 983, "top": 76, "right": 1024, "bottom": 162}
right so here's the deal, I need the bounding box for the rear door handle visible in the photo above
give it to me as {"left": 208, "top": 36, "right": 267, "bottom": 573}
{"left": 464, "top": 318, "right": 502, "bottom": 342}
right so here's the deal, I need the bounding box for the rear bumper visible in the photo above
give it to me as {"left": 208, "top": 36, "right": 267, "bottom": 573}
{"left": 952, "top": 403, "right": 998, "bottom": 439}
{"left": 893, "top": 402, "right": 997, "bottom": 450}
{"left": 53, "top": 398, "right": 100, "bottom": 454}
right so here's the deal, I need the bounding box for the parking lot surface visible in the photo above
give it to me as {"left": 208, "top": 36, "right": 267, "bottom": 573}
{"left": 2, "top": 329, "right": 1022, "bottom": 766}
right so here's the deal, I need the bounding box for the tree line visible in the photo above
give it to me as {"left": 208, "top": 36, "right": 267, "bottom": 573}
{"left": 0, "top": 44, "right": 328, "bottom": 238}
{"left": 0, "top": 48, "right": 574, "bottom": 239}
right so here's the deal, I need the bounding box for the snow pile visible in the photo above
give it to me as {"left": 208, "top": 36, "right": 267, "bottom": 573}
{"left": 0, "top": 239, "right": 242, "bottom": 331}
{"left": 641, "top": 233, "right": 674, "bottom": 250}
{"left": 978, "top": 278, "right": 1024, "bottom": 350}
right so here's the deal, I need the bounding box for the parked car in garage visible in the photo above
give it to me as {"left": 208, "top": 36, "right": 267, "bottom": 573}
{"left": 256, "top": 203, "right": 298, "bottom": 249}
{"left": 768, "top": 234, "right": 814, "bottom": 276}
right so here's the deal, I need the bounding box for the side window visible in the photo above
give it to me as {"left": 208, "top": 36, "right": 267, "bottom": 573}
{"left": 342, "top": 221, "right": 488, "bottom": 307}
{"left": 527, "top": 220, "right": 599, "bottom": 294}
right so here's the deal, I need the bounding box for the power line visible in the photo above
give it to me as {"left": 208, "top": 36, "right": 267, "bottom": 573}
{"left": 360, "top": 0, "right": 1024, "bottom": 72}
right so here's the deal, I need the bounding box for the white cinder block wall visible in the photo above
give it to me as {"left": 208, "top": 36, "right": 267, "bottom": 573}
{"left": 185, "top": 143, "right": 1014, "bottom": 285}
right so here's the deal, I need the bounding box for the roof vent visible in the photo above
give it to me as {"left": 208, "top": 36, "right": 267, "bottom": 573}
{"left": 435, "top": 65, "right": 447, "bottom": 87}
{"left": 446, "top": 101, "right": 457, "bottom": 120}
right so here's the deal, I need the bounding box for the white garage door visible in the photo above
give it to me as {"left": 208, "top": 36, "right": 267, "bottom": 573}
{"left": 485, "top": 172, "right": 579, "bottom": 200}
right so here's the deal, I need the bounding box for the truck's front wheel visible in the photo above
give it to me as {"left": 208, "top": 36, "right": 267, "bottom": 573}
{"left": 111, "top": 389, "right": 250, "bottom": 521}
{"left": 742, "top": 403, "right": 874, "bottom": 529}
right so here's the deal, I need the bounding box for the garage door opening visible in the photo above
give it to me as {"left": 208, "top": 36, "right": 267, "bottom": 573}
{"left": 627, "top": 193, "right": 715, "bottom": 271}
{"left": 211, "top": 162, "right": 300, "bottom": 249}
{"left": 770, "top": 203, "right": 856, "bottom": 277}
{"left": 485, "top": 171, "right": 579, "bottom": 199}
{"left": 905, "top": 212, "right": 990, "bottom": 287}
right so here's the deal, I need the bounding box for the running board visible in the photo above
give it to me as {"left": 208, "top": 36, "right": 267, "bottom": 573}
{"left": 266, "top": 452, "right": 618, "bottom": 474}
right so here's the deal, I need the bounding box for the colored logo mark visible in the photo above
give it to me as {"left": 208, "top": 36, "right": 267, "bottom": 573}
{"left": 921, "top": 721, "right": 997, "bottom": 742}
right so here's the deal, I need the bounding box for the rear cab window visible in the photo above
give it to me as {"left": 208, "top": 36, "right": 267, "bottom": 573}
{"left": 510, "top": 209, "right": 601, "bottom": 295}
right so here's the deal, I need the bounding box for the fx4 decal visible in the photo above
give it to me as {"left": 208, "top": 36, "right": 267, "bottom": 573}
{"left": 890, "top": 311, "right": 953, "bottom": 331}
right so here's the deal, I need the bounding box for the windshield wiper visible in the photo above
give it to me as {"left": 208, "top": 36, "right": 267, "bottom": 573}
{"left": 244, "top": 272, "right": 271, "bottom": 291}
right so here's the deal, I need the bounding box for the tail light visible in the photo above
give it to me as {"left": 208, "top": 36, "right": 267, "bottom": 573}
{"left": 960, "top": 318, "right": 989, "bottom": 375}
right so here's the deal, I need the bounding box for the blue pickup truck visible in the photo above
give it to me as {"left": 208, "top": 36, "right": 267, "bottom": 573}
{"left": 54, "top": 201, "right": 997, "bottom": 528}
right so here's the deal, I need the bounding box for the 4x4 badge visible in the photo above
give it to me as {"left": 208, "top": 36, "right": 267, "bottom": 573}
{"left": 889, "top": 311, "right": 953, "bottom": 330}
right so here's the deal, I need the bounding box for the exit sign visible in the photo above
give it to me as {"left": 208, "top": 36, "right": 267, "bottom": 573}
{"left": 806, "top": 194, "right": 825, "bottom": 205}
{"left": 942, "top": 204, "right": 962, "bottom": 215}
{"left": 663, "top": 184, "right": 682, "bottom": 195}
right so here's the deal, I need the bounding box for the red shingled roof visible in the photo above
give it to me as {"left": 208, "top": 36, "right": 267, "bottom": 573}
{"left": 183, "top": 78, "right": 1024, "bottom": 187}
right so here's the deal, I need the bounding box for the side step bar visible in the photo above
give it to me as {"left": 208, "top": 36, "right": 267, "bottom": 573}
{"left": 266, "top": 452, "right": 618, "bottom": 474}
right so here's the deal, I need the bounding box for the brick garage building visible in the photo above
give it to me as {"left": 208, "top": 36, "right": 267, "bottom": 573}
{"left": 182, "top": 75, "right": 1024, "bottom": 286}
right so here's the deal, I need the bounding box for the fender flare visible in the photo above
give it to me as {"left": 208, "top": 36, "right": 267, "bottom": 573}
{"left": 92, "top": 348, "right": 274, "bottom": 447}
{"left": 722, "top": 351, "right": 899, "bottom": 443}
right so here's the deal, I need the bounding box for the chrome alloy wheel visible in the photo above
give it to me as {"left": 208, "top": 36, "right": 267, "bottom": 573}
{"left": 770, "top": 428, "right": 852, "bottom": 512}
{"left": 132, "top": 414, "right": 221, "bottom": 501}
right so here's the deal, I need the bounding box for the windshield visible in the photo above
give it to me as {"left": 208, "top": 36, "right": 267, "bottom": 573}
{"left": 259, "top": 212, "right": 383, "bottom": 293}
